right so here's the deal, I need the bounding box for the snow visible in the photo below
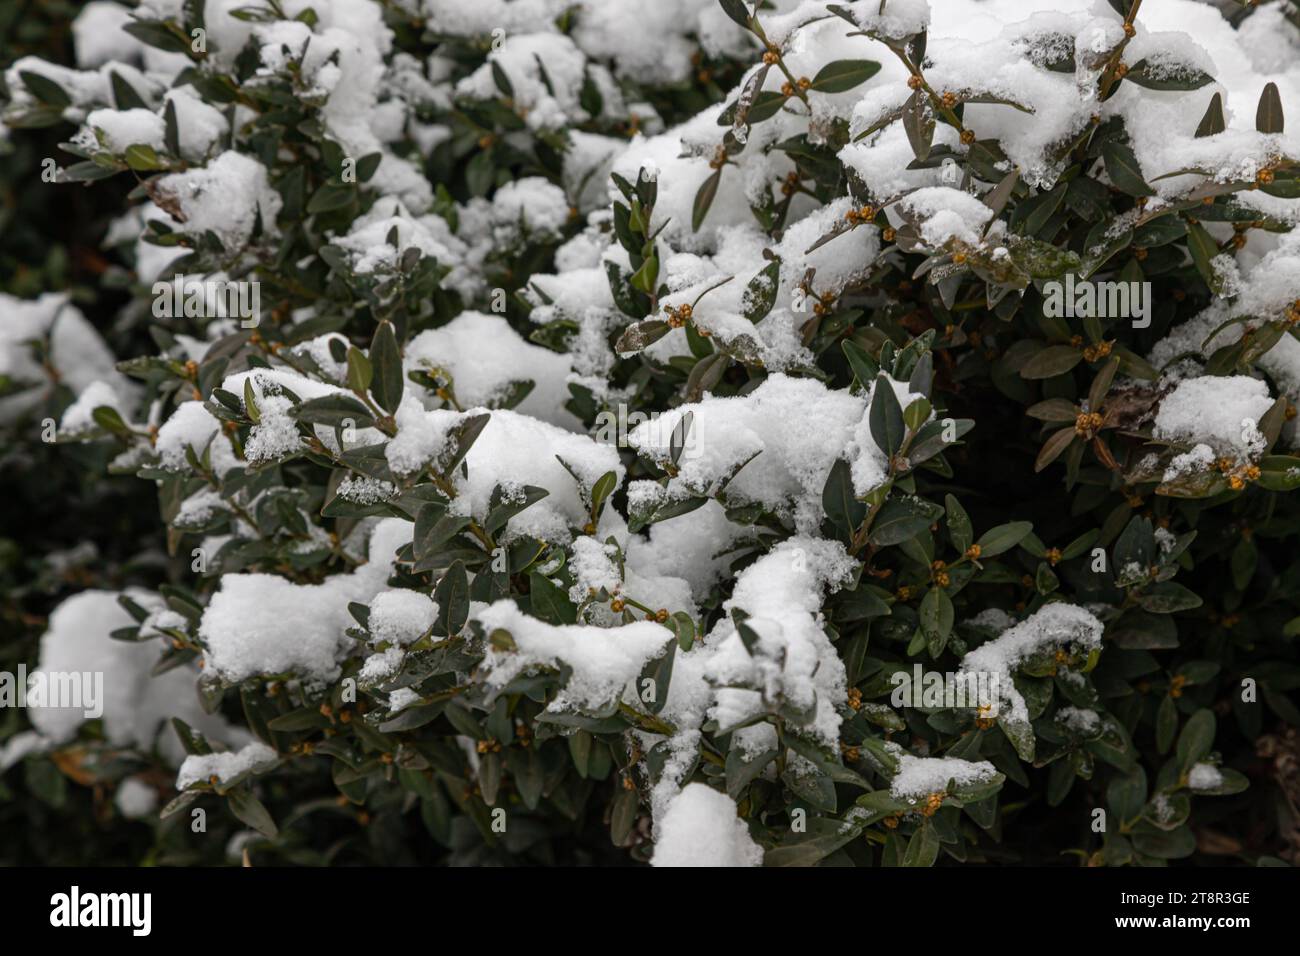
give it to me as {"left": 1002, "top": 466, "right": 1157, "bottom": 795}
{"left": 702, "top": 537, "right": 857, "bottom": 747}
{"left": 448, "top": 407, "right": 625, "bottom": 542}
{"left": 890, "top": 752, "right": 999, "bottom": 800}
{"left": 154, "top": 400, "right": 238, "bottom": 474}
{"left": 0, "top": 294, "right": 135, "bottom": 427}
{"left": 491, "top": 178, "right": 572, "bottom": 243}
{"left": 114, "top": 777, "right": 159, "bottom": 820}
{"left": 199, "top": 519, "right": 411, "bottom": 683}
{"left": 960, "top": 602, "right": 1105, "bottom": 725}
{"left": 897, "top": 187, "right": 995, "bottom": 248}
{"left": 626, "top": 373, "right": 918, "bottom": 532}
{"left": 1148, "top": 232, "right": 1300, "bottom": 447}
{"left": 333, "top": 201, "right": 466, "bottom": 277}
{"left": 385, "top": 396, "right": 466, "bottom": 477}
{"left": 404, "top": 312, "right": 579, "bottom": 430}
{"left": 1187, "top": 761, "right": 1224, "bottom": 791}
{"left": 72, "top": 2, "right": 141, "bottom": 70}
{"left": 177, "top": 741, "right": 279, "bottom": 790}
{"left": 77, "top": 108, "right": 166, "bottom": 154}
{"left": 162, "top": 86, "right": 231, "bottom": 161}
{"left": 153, "top": 152, "right": 283, "bottom": 249}
{"left": 59, "top": 380, "right": 125, "bottom": 435}
{"left": 2, "top": 591, "right": 245, "bottom": 768}
{"left": 473, "top": 599, "right": 673, "bottom": 713}
{"left": 651, "top": 783, "right": 763, "bottom": 867}
{"left": 1152, "top": 375, "right": 1273, "bottom": 460}
{"left": 368, "top": 589, "right": 437, "bottom": 646}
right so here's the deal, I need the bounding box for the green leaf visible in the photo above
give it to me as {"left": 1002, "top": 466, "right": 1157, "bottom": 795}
{"left": 1195, "top": 92, "right": 1225, "bottom": 137}
{"left": 1107, "top": 766, "right": 1147, "bottom": 824}
{"left": 19, "top": 71, "right": 71, "bottom": 107}
{"left": 743, "top": 258, "right": 781, "bottom": 321}
{"left": 944, "top": 494, "right": 972, "bottom": 553}
{"left": 1185, "top": 220, "right": 1222, "bottom": 292}
{"left": 1133, "top": 825, "right": 1196, "bottom": 860}
{"left": 227, "top": 789, "right": 277, "bottom": 838}
{"left": 726, "top": 747, "right": 777, "bottom": 800}
{"left": 307, "top": 182, "right": 356, "bottom": 215}
{"left": 615, "top": 319, "right": 671, "bottom": 354}
{"left": 368, "top": 321, "right": 403, "bottom": 414}
{"left": 809, "top": 59, "right": 882, "bottom": 94}
{"left": 1136, "top": 581, "right": 1202, "bottom": 614}
{"left": 413, "top": 505, "right": 469, "bottom": 564}
{"left": 976, "top": 521, "right": 1032, "bottom": 557}
{"left": 1156, "top": 693, "right": 1178, "bottom": 754}
{"left": 902, "top": 822, "right": 940, "bottom": 866}
{"left": 1126, "top": 59, "right": 1213, "bottom": 92}
{"left": 242, "top": 379, "right": 260, "bottom": 424}
{"left": 529, "top": 572, "right": 577, "bottom": 625}
{"left": 291, "top": 394, "right": 373, "bottom": 429}
{"left": 901, "top": 90, "right": 935, "bottom": 163}
{"left": 1020, "top": 344, "right": 1083, "bottom": 379}
{"left": 903, "top": 396, "right": 931, "bottom": 432}
{"left": 124, "top": 144, "right": 165, "bottom": 171}
{"left": 842, "top": 339, "right": 880, "bottom": 387}
{"left": 485, "top": 484, "right": 549, "bottom": 536}
{"left": 718, "top": 0, "right": 754, "bottom": 29}
{"left": 869, "top": 373, "right": 905, "bottom": 455}
{"left": 692, "top": 168, "right": 722, "bottom": 232}
{"left": 872, "top": 497, "right": 944, "bottom": 547}
{"left": 1176, "top": 708, "right": 1215, "bottom": 776}
{"left": 111, "top": 71, "right": 148, "bottom": 110}
{"left": 1256, "top": 81, "right": 1284, "bottom": 134}
{"left": 822, "top": 458, "right": 866, "bottom": 536}
{"left": 433, "top": 560, "right": 470, "bottom": 636}
{"left": 920, "top": 586, "right": 954, "bottom": 655}
{"left": 346, "top": 346, "right": 373, "bottom": 395}
{"left": 1102, "top": 140, "right": 1155, "bottom": 197}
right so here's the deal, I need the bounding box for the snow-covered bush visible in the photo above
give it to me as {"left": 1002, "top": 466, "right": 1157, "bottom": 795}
{"left": 3, "top": 0, "right": 1300, "bottom": 866}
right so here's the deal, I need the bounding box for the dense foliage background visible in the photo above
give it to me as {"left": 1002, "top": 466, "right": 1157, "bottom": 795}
{"left": 1, "top": 0, "right": 1299, "bottom": 867}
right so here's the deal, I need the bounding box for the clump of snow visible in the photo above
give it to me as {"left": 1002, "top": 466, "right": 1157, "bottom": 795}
{"left": 0, "top": 590, "right": 245, "bottom": 768}
{"left": 0, "top": 294, "right": 135, "bottom": 426}
{"left": 1187, "top": 761, "right": 1224, "bottom": 791}
{"left": 651, "top": 783, "right": 762, "bottom": 867}
{"left": 1152, "top": 375, "right": 1273, "bottom": 460}
{"left": 491, "top": 177, "right": 572, "bottom": 243}
{"left": 114, "top": 776, "right": 159, "bottom": 820}
{"left": 368, "top": 589, "right": 437, "bottom": 646}
{"left": 72, "top": 2, "right": 142, "bottom": 69}
{"left": 897, "top": 186, "right": 995, "bottom": 247}
{"left": 890, "top": 752, "right": 999, "bottom": 800}
{"left": 59, "top": 380, "right": 126, "bottom": 435}
{"left": 76, "top": 107, "right": 166, "bottom": 154}
{"left": 404, "top": 311, "right": 579, "bottom": 430}
{"left": 385, "top": 395, "right": 468, "bottom": 477}
{"left": 960, "top": 603, "right": 1104, "bottom": 724}
{"left": 176, "top": 741, "right": 279, "bottom": 790}
{"left": 627, "top": 372, "right": 920, "bottom": 531}
{"left": 702, "top": 537, "right": 857, "bottom": 748}
{"left": 473, "top": 599, "right": 672, "bottom": 713}
{"left": 448, "top": 407, "right": 625, "bottom": 542}
{"left": 152, "top": 152, "right": 282, "bottom": 249}
{"left": 199, "top": 520, "right": 411, "bottom": 683}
